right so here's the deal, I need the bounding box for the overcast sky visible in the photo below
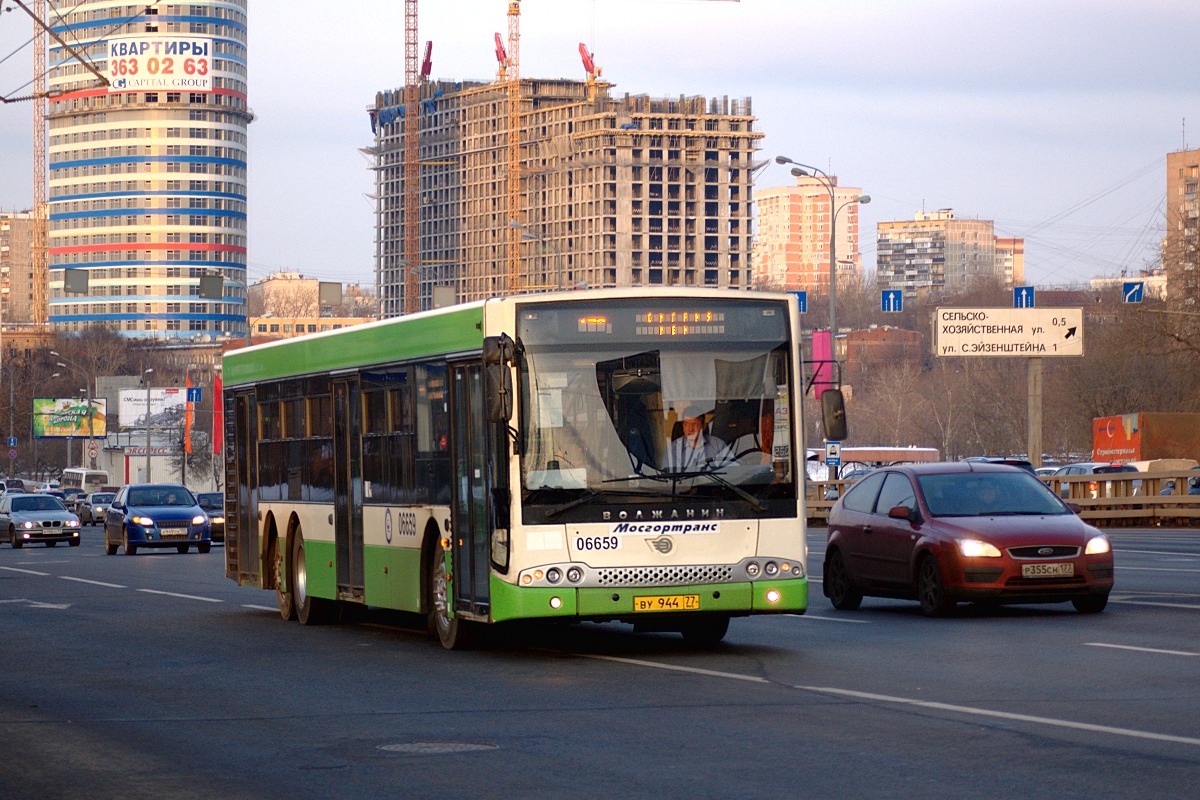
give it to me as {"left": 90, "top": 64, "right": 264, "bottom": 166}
{"left": 2, "top": 0, "right": 1197, "bottom": 288}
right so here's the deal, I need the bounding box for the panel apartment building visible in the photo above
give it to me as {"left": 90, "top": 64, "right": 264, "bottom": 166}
{"left": 44, "top": 0, "right": 251, "bottom": 339}
{"left": 877, "top": 210, "right": 1019, "bottom": 298}
{"left": 751, "top": 174, "right": 864, "bottom": 293}
{"left": 1165, "top": 148, "right": 1200, "bottom": 309}
{"left": 1, "top": 212, "right": 35, "bottom": 326}
{"left": 368, "top": 78, "right": 762, "bottom": 316}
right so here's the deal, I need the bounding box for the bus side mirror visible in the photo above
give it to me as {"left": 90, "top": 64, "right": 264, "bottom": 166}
{"left": 483, "top": 334, "right": 515, "bottom": 423}
{"left": 821, "top": 389, "right": 848, "bottom": 442}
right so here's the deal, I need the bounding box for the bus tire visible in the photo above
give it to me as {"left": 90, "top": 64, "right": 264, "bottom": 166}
{"left": 293, "top": 529, "right": 335, "bottom": 625}
{"left": 273, "top": 535, "right": 296, "bottom": 621}
{"left": 427, "top": 539, "right": 475, "bottom": 650}
{"left": 679, "top": 614, "right": 730, "bottom": 645}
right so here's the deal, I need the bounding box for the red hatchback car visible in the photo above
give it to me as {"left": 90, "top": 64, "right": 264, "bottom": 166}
{"left": 823, "top": 462, "right": 1113, "bottom": 616}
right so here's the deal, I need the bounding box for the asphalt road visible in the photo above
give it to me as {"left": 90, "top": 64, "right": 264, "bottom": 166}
{"left": 1, "top": 525, "right": 1197, "bottom": 799}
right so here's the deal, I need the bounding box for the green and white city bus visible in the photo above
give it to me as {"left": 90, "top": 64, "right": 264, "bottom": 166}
{"left": 222, "top": 288, "right": 841, "bottom": 648}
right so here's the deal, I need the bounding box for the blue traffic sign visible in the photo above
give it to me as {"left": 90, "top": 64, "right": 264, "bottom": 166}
{"left": 1122, "top": 281, "right": 1144, "bottom": 303}
{"left": 187, "top": 387, "right": 202, "bottom": 403}
{"left": 790, "top": 290, "right": 807, "bottom": 313}
{"left": 1014, "top": 286, "right": 1035, "bottom": 308}
{"left": 6, "top": 437, "right": 15, "bottom": 448}
{"left": 881, "top": 290, "right": 903, "bottom": 313}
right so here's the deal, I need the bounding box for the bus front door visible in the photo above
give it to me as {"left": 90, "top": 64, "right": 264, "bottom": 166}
{"left": 450, "top": 363, "right": 491, "bottom": 616}
{"left": 333, "top": 378, "right": 365, "bottom": 601}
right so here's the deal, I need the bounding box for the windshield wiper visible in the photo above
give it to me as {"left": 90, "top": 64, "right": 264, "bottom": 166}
{"left": 661, "top": 467, "right": 766, "bottom": 512}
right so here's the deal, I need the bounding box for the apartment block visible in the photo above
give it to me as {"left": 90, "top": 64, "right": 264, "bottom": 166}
{"left": 876, "top": 210, "right": 1002, "bottom": 297}
{"left": 1, "top": 212, "right": 35, "bottom": 326}
{"left": 368, "top": 79, "right": 763, "bottom": 316}
{"left": 752, "top": 175, "right": 864, "bottom": 293}
{"left": 44, "top": 0, "right": 251, "bottom": 339}
{"left": 1165, "top": 148, "right": 1200, "bottom": 309}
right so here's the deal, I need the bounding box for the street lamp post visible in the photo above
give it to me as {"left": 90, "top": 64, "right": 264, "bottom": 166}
{"left": 52, "top": 351, "right": 97, "bottom": 470}
{"left": 773, "top": 156, "right": 870, "bottom": 338}
{"left": 509, "top": 219, "right": 562, "bottom": 290}
{"left": 143, "top": 368, "right": 154, "bottom": 483}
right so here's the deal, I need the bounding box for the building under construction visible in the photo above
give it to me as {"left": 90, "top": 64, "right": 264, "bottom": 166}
{"left": 368, "top": 77, "right": 764, "bottom": 317}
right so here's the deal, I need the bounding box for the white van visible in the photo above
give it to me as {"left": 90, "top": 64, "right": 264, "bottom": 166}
{"left": 60, "top": 468, "right": 111, "bottom": 495}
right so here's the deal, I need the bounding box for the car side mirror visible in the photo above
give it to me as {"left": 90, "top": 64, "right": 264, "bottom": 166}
{"left": 887, "top": 505, "right": 919, "bottom": 523}
{"left": 1066, "top": 502, "right": 1082, "bottom": 514}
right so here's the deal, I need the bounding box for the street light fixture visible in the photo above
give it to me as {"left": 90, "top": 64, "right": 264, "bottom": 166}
{"left": 774, "top": 156, "right": 870, "bottom": 339}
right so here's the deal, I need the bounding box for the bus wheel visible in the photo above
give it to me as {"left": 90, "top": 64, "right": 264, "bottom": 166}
{"left": 293, "top": 529, "right": 334, "bottom": 625}
{"left": 679, "top": 614, "right": 730, "bottom": 645}
{"left": 427, "top": 540, "right": 475, "bottom": 650}
{"left": 273, "top": 537, "right": 296, "bottom": 621}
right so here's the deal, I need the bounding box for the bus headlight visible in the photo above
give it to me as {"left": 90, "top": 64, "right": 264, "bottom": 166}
{"left": 566, "top": 567, "right": 583, "bottom": 583}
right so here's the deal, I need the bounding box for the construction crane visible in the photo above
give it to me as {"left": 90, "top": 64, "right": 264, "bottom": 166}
{"left": 503, "top": 1, "right": 521, "bottom": 296}
{"left": 403, "top": 0, "right": 421, "bottom": 314}
{"left": 31, "top": 0, "right": 47, "bottom": 328}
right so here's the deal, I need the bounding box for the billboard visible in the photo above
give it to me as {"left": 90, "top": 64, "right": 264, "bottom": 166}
{"left": 106, "top": 35, "right": 213, "bottom": 93}
{"left": 119, "top": 388, "right": 186, "bottom": 431}
{"left": 33, "top": 398, "right": 108, "bottom": 439}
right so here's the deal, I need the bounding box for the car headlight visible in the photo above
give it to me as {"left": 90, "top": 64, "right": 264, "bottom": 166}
{"left": 66, "top": 519, "right": 80, "bottom": 528}
{"left": 211, "top": 515, "right": 225, "bottom": 524}
{"left": 192, "top": 515, "right": 207, "bottom": 525}
{"left": 1085, "top": 535, "right": 1111, "bottom": 555}
{"left": 957, "top": 538, "right": 1002, "bottom": 558}
{"left": 131, "top": 515, "right": 155, "bottom": 526}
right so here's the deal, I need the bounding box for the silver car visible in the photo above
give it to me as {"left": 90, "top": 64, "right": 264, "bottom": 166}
{"left": 78, "top": 492, "right": 116, "bottom": 525}
{"left": 0, "top": 494, "right": 82, "bottom": 548}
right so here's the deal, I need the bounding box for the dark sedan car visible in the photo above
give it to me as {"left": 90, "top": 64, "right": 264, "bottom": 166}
{"left": 823, "top": 462, "right": 1113, "bottom": 616}
{"left": 196, "top": 492, "right": 224, "bottom": 543}
{"left": 104, "top": 484, "right": 211, "bottom": 556}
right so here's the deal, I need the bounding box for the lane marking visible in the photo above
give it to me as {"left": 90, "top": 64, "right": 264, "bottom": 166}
{"left": 1115, "top": 548, "right": 1200, "bottom": 556}
{"left": 1118, "top": 566, "right": 1200, "bottom": 573}
{"left": 137, "top": 589, "right": 223, "bottom": 603}
{"left": 790, "top": 684, "right": 1200, "bottom": 747}
{"left": 60, "top": 576, "right": 126, "bottom": 589}
{"left": 583, "top": 654, "right": 771, "bottom": 684}
{"left": 243, "top": 604, "right": 278, "bottom": 612}
{"left": 795, "top": 614, "right": 872, "bottom": 624}
{"left": 1084, "top": 642, "right": 1198, "bottom": 657}
{"left": 582, "top": 654, "right": 1200, "bottom": 748}
{"left": 0, "top": 566, "right": 51, "bottom": 576}
{"left": 1110, "top": 599, "right": 1200, "bottom": 610}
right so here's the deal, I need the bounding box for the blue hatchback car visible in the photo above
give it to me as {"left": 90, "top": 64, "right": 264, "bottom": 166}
{"left": 103, "top": 483, "right": 212, "bottom": 555}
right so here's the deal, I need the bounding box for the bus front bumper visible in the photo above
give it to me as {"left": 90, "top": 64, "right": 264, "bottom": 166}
{"left": 488, "top": 576, "right": 808, "bottom": 623}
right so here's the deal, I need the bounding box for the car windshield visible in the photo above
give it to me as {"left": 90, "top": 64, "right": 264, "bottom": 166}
{"left": 128, "top": 487, "right": 195, "bottom": 506}
{"left": 11, "top": 496, "right": 67, "bottom": 512}
{"left": 91, "top": 493, "right": 115, "bottom": 503}
{"left": 919, "top": 471, "right": 1069, "bottom": 517}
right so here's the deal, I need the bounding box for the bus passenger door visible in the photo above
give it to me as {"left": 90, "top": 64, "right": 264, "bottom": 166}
{"left": 333, "top": 378, "right": 365, "bottom": 601}
{"left": 450, "top": 363, "right": 491, "bottom": 615}
{"left": 228, "top": 391, "right": 259, "bottom": 584}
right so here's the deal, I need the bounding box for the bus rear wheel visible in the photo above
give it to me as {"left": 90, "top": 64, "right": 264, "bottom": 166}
{"left": 427, "top": 540, "right": 475, "bottom": 650}
{"left": 273, "top": 536, "right": 296, "bottom": 621}
{"left": 293, "top": 529, "right": 335, "bottom": 625}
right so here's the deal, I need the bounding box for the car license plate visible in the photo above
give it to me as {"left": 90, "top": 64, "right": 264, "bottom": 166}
{"left": 1022, "top": 562, "right": 1074, "bottom": 578}
{"left": 632, "top": 594, "right": 700, "bottom": 612}
{"left": 160, "top": 531, "right": 187, "bottom": 539}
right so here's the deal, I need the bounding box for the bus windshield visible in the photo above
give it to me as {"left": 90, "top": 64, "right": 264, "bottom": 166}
{"left": 517, "top": 298, "right": 795, "bottom": 522}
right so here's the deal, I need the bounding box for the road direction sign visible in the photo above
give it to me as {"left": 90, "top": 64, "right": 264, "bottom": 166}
{"left": 790, "top": 290, "right": 807, "bottom": 313}
{"left": 187, "top": 387, "right": 202, "bottom": 403}
{"left": 825, "top": 441, "right": 842, "bottom": 466}
{"left": 1013, "top": 286, "right": 1035, "bottom": 308}
{"left": 1122, "top": 281, "right": 1144, "bottom": 303}
{"left": 6, "top": 437, "right": 15, "bottom": 447}
{"left": 934, "top": 307, "right": 1084, "bottom": 357}
{"left": 881, "top": 290, "right": 903, "bottom": 312}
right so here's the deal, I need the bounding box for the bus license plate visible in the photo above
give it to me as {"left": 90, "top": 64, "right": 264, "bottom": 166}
{"left": 1022, "top": 562, "right": 1073, "bottom": 579}
{"left": 633, "top": 594, "right": 700, "bottom": 612}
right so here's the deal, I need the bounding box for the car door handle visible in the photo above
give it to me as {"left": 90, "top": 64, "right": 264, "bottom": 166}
{"left": 863, "top": 525, "right": 873, "bottom": 534}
